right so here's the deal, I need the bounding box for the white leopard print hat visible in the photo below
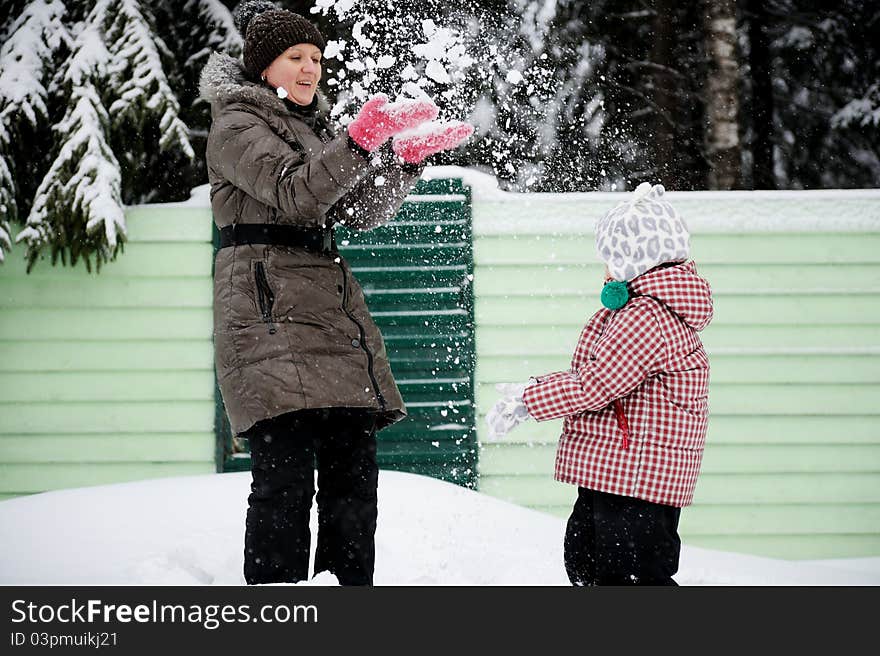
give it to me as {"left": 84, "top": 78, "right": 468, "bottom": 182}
{"left": 595, "top": 182, "right": 690, "bottom": 282}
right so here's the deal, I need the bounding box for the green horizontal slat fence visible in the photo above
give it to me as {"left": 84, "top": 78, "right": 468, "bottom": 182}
{"left": 473, "top": 186, "right": 880, "bottom": 560}
{"left": 0, "top": 204, "right": 217, "bottom": 496}
{"left": 3, "top": 180, "right": 879, "bottom": 563}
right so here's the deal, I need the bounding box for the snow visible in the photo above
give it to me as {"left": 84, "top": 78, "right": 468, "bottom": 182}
{"left": 101, "top": 0, "right": 194, "bottom": 160}
{"left": 179, "top": 167, "right": 880, "bottom": 238}
{"left": 417, "top": 166, "right": 880, "bottom": 234}
{"left": 519, "top": 0, "right": 559, "bottom": 50}
{"left": 0, "top": 471, "right": 877, "bottom": 586}
{"left": 324, "top": 39, "right": 346, "bottom": 61}
{"left": 396, "top": 120, "right": 466, "bottom": 140}
{"left": 776, "top": 25, "right": 813, "bottom": 50}
{"left": 17, "top": 69, "right": 126, "bottom": 252}
{"left": 425, "top": 60, "right": 451, "bottom": 85}
{"left": 382, "top": 95, "right": 437, "bottom": 120}
{"left": 179, "top": 183, "right": 210, "bottom": 206}
{"left": 0, "top": 220, "right": 11, "bottom": 262}
{"left": 351, "top": 18, "right": 374, "bottom": 50}
{"left": 398, "top": 81, "right": 433, "bottom": 103}
{"left": 320, "top": 4, "right": 475, "bottom": 120}
{"left": 832, "top": 83, "right": 880, "bottom": 128}
{"left": 399, "top": 63, "right": 418, "bottom": 81}
{"left": 312, "top": 0, "right": 357, "bottom": 21}
{"left": 376, "top": 55, "right": 396, "bottom": 69}
{"left": 0, "top": 0, "right": 70, "bottom": 127}
{"left": 413, "top": 20, "right": 458, "bottom": 62}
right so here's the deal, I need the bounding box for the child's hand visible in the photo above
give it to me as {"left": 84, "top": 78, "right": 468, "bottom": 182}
{"left": 484, "top": 382, "right": 533, "bottom": 442}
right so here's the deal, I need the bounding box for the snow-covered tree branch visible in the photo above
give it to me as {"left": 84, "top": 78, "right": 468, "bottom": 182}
{"left": 16, "top": 19, "right": 124, "bottom": 271}
{"left": 100, "top": 0, "right": 194, "bottom": 167}
{"left": 0, "top": 0, "right": 238, "bottom": 270}
{"left": 0, "top": 0, "right": 70, "bottom": 261}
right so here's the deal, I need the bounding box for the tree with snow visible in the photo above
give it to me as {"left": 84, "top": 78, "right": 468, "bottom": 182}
{"left": 16, "top": 11, "right": 125, "bottom": 270}
{"left": 17, "top": 0, "right": 198, "bottom": 270}
{"left": 740, "top": 0, "right": 880, "bottom": 188}
{"left": 0, "top": 0, "right": 237, "bottom": 270}
{"left": 0, "top": 0, "right": 71, "bottom": 262}
{"left": 151, "top": 0, "right": 242, "bottom": 183}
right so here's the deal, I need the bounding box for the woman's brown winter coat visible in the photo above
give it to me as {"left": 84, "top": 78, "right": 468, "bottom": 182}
{"left": 199, "top": 52, "right": 416, "bottom": 435}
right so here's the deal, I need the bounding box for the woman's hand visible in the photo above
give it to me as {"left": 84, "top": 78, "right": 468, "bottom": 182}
{"left": 392, "top": 120, "right": 474, "bottom": 164}
{"left": 347, "top": 93, "right": 439, "bottom": 152}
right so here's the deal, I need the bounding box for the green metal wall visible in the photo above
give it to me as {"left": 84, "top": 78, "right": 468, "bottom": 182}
{"left": 473, "top": 188, "right": 880, "bottom": 560}
{"left": 0, "top": 204, "right": 217, "bottom": 500}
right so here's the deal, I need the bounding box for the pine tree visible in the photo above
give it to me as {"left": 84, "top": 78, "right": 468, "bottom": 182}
{"left": 99, "top": 0, "right": 194, "bottom": 204}
{"left": 0, "top": 0, "right": 71, "bottom": 262}
{"left": 151, "top": 0, "right": 242, "bottom": 192}
{"left": 740, "top": 0, "right": 880, "bottom": 189}
{"left": 2, "top": 0, "right": 208, "bottom": 270}
{"left": 0, "top": 218, "right": 11, "bottom": 263}
{"left": 16, "top": 11, "right": 124, "bottom": 272}
{"left": 609, "top": 1, "right": 710, "bottom": 190}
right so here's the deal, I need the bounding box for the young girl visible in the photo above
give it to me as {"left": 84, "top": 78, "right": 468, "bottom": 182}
{"left": 486, "top": 182, "right": 714, "bottom": 585}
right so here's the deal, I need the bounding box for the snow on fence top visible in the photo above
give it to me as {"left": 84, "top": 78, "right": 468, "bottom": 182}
{"left": 162, "top": 166, "right": 880, "bottom": 235}
{"left": 423, "top": 166, "right": 880, "bottom": 235}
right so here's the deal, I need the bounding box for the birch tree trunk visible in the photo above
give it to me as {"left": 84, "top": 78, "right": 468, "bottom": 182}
{"left": 703, "top": 0, "right": 742, "bottom": 189}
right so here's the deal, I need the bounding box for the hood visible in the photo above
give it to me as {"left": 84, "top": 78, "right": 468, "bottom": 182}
{"left": 198, "top": 51, "right": 330, "bottom": 118}
{"left": 629, "top": 261, "right": 714, "bottom": 332}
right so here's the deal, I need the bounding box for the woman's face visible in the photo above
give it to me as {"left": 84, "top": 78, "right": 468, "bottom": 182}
{"left": 262, "top": 43, "right": 322, "bottom": 106}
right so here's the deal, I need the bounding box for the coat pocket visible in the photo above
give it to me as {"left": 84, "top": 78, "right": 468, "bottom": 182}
{"left": 253, "top": 261, "right": 277, "bottom": 335}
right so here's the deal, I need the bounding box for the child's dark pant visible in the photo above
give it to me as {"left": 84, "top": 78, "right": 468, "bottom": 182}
{"left": 564, "top": 487, "right": 682, "bottom": 586}
{"left": 242, "top": 408, "right": 379, "bottom": 586}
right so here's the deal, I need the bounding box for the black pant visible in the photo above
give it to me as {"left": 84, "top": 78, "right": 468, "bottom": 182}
{"left": 242, "top": 408, "right": 379, "bottom": 586}
{"left": 564, "top": 487, "right": 682, "bottom": 586}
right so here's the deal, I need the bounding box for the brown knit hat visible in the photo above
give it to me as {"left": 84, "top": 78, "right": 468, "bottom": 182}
{"left": 233, "top": 1, "right": 326, "bottom": 79}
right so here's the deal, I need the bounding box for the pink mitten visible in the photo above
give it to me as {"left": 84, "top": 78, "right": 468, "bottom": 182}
{"left": 391, "top": 120, "right": 475, "bottom": 164}
{"left": 347, "top": 93, "right": 440, "bottom": 152}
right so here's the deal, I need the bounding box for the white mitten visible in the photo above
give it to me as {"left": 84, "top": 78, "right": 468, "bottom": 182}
{"left": 484, "top": 381, "right": 533, "bottom": 442}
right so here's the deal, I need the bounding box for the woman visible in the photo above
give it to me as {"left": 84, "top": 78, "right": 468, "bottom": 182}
{"left": 199, "top": 2, "right": 472, "bottom": 585}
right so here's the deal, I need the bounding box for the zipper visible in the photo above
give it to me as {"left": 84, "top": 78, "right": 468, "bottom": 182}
{"left": 336, "top": 260, "right": 386, "bottom": 410}
{"left": 613, "top": 400, "right": 631, "bottom": 450}
{"left": 253, "top": 261, "right": 277, "bottom": 334}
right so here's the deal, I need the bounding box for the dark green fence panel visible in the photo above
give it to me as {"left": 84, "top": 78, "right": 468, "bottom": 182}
{"left": 214, "top": 178, "right": 477, "bottom": 488}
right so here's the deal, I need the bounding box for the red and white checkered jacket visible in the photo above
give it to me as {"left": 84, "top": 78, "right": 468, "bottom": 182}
{"left": 521, "top": 261, "right": 714, "bottom": 508}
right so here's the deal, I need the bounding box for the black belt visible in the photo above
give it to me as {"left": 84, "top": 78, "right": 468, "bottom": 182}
{"left": 218, "top": 223, "right": 336, "bottom": 253}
